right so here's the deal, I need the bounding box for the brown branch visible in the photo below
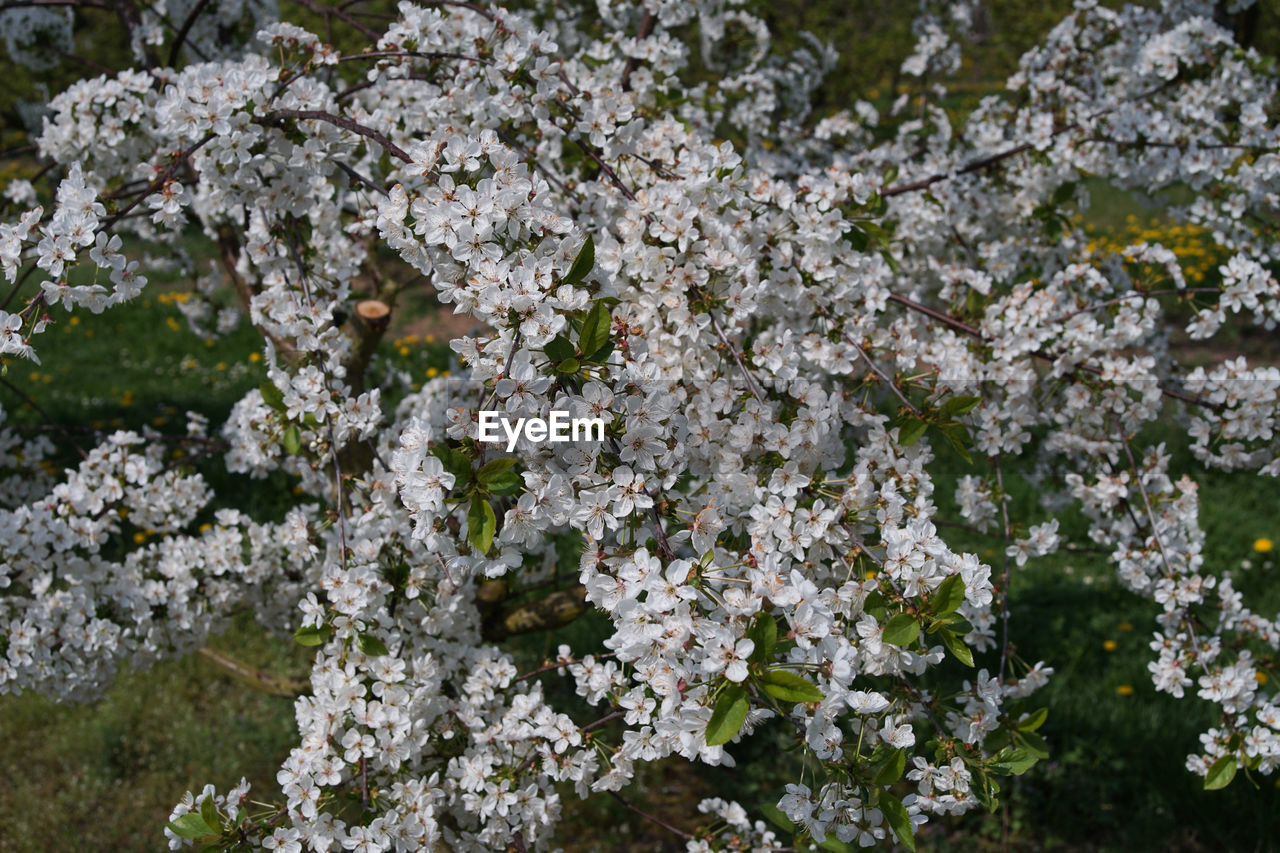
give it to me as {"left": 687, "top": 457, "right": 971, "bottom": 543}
{"left": 707, "top": 309, "right": 764, "bottom": 403}
{"left": 293, "top": 0, "right": 379, "bottom": 40}
{"left": 196, "top": 647, "right": 309, "bottom": 696}
{"left": 607, "top": 792, "right": 693, "bottom": 841}
{"left": 337, "top": 49, "right": 492, "bottom": 66}
{"left": 885, "top": 292, "right": 1212, "bottom": 409}
{"left": 259, "top": 110, "right": 411, "bottom": 163}
{"left": 882, "top": 124, "right": 1079, "bottom": 199}
{"left": 619, "top": 9, "right": 654, "bottom": 91}
{"left": 888, "top": 292, "right": 982, "bottom": 338}
{"left": 0, "top": 375, "right": 89, "bottom": 460}
{"left": 167, "top": 0, "right": 213, "bottom": 67}
{"left": 992, "top": 455, "right": 1013, "bottom": 684}
{"left": 98, "top": 133, "right": 215, "bottom": 232}
{"left": 0, "top": 0, "right": 106, "bottom": 7}
{"left": 850, "top": 338, "right": 921, "bottom": 417}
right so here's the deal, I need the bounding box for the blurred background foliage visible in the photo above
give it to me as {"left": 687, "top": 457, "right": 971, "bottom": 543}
{"left": 2, "top": 1, "right": 1280, "bottom": 851}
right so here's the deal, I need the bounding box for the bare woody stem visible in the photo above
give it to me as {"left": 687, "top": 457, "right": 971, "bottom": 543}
{"left": 993, "top": 455, "right": 1014, "bottom": 684}
{"left": 196, "top": 647, "right": 309, "bottom": 696}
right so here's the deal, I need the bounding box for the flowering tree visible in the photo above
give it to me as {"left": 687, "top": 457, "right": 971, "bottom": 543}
{"left": 1, "top": 0, "right": 1278, "bottom": 848}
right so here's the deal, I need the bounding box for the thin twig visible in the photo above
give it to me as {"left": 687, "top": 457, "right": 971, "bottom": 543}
{"left": 607, "top": 792, "right": 693, "bottom": 841}
{"left": 166, "top": 0, "right": 212, "bottom": 66}
{"left": 850, "top": 339, "right": 920, "bottom": 417}
{"left": 0, "top": 375, "right": 88, "bottom": 459}
{"left": 260, "top": 110, "right": 412, "bottom": 163}
{"left": 706, "top": 310, "right": 764, "bottom": 403}
{"left": 992, "top": 455, "right": 1013, "bottom": 684}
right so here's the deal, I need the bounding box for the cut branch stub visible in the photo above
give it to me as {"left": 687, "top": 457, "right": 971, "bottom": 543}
{"left": 356, "top": 299, "right": 392, "bottom": 331}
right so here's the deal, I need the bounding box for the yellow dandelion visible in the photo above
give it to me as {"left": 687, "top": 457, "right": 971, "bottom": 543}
{"left": 426, "top": 366, "right": 439, "bottom": 378}
{"left": 215, "top": 362, "right": 227, "bottom": 371}
{"left": 69, "top": 316, "right": 80, "bottom": 326}
{"left": 1116, "top": 685, "right": 1134, "bottom": 696}
{"left": 199, "top": 523, "right": 212, "bottom": 533}
{"left": 249, "top": 352, "right": 261, "bottom": 363}
{"left": 1257, "top": 672, "right": 1269, "bottom": 685}
{"left": 1103, "top": 640, "right": 1117, "bottom": 652}
{"left": 166, "top": 317, "right": 181, "bottom": 332}
{"left": 132, "top": 531, "right": 147, "bottom": 544}
{"left": 864, "top": 570, "right": 877, "bottom": 580}
{"left": 1254, "top": 538, "right": 1273, "bottom": 554}
{"left": 1118, "top": 621, "right": 1133, "bottom": 632}
{"left": 398, "top": 346, "right": 411, "bottom": 357}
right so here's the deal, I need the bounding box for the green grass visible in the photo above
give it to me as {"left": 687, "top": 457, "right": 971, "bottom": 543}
{"left": 0, "top": 614, "right": 308, "bottom": 852}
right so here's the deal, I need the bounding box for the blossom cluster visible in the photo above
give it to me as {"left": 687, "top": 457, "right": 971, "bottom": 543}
{"left": 1, "top": 0, "right": 1278, "bottom": 849}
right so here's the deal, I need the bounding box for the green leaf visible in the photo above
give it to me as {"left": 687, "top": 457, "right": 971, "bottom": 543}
{"left": 940, "top": 628, "right": 975, "bottom": 667}
{"left": 989, "top": 747, "right": 1038, "bottom": 776}
{"left": 468, "top": 495, "right": 496, "bottom": 555}
{"left": 1016, "top": 730, "right": 1050, "bottom": 759}
{"left": 873, "top": 748, "right": 907, "bottom": 785}
{"left": 167, "top": 813, "right": 217, "bottom": 840}
{"left": 943, "top": 425, "right": 974, "bottom": 464}
{"left": 487, "top": 470, "right": 522, "bottom": 495}
{"left": 706, "top": 684, "right": 750, "bottom": 746}
{"left": 882, "top": 613, "right": 920, "bottom": 647}
{"left": 897, "top": 418, "right": 927, "bottom": 447}
{"left": 357, "top": 632, "right": 390, "bottom": 657}
{"left": 431, "top": 445, "right": 473, "bottom": 484}
{"left": 1205, "top": 754, "right": 1237, "bottom": 790}
{"left": 293, "top": 624, "right": 331, "bottom": 647}
{"left": 544, "top": 334, "right": 575, "bottom": 363}
{"left": 845, "top": 224, "right": 869, "bottom": 251}
{"left": 584, "top": 338, "right": 615, "bottom": 364}
{"left": 746, "top": 614, "right": 778, "bottom": 663}
{"left": 940, "top": 394, "right": 982, "bottom": 416}
{"left": 1051, "top": 180, "right": 1078, "bottom": 207}
{"left": 259, "top": 381, "right": 286, "bottom": 412}
{"left": 476, "top": 457, "right": 517, "bottom": 485}
{"left": 282, "top": 424, "right": 302, "bottom": 455}
{"left": 758, "top": 669, "right": 825, "bottom": 704}
{"left": 931, "top": 574, "right": 966, "bottom": 614}
{"left": 578, "top": 301, "right": 612, "bottom": 362}
{"left": 1017, "top": 707, "right": 1048, "bottom": 731}
{"left": 977, "top": 769, "right": 1002, "bottom": 813}
{"left": 199, "top": 796, "right": 221, "bottom": 834}
{"left": 555, "top": 357, "right": 580, "bottom": 375}
{"left": 879, "top": 793, "right": 916, "bottom": 852}
{"left": 759, "top": 802, "right": 795, "bottom": 833}
{"left": 564, "top": 234, "right": 595, "bottom": 285}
